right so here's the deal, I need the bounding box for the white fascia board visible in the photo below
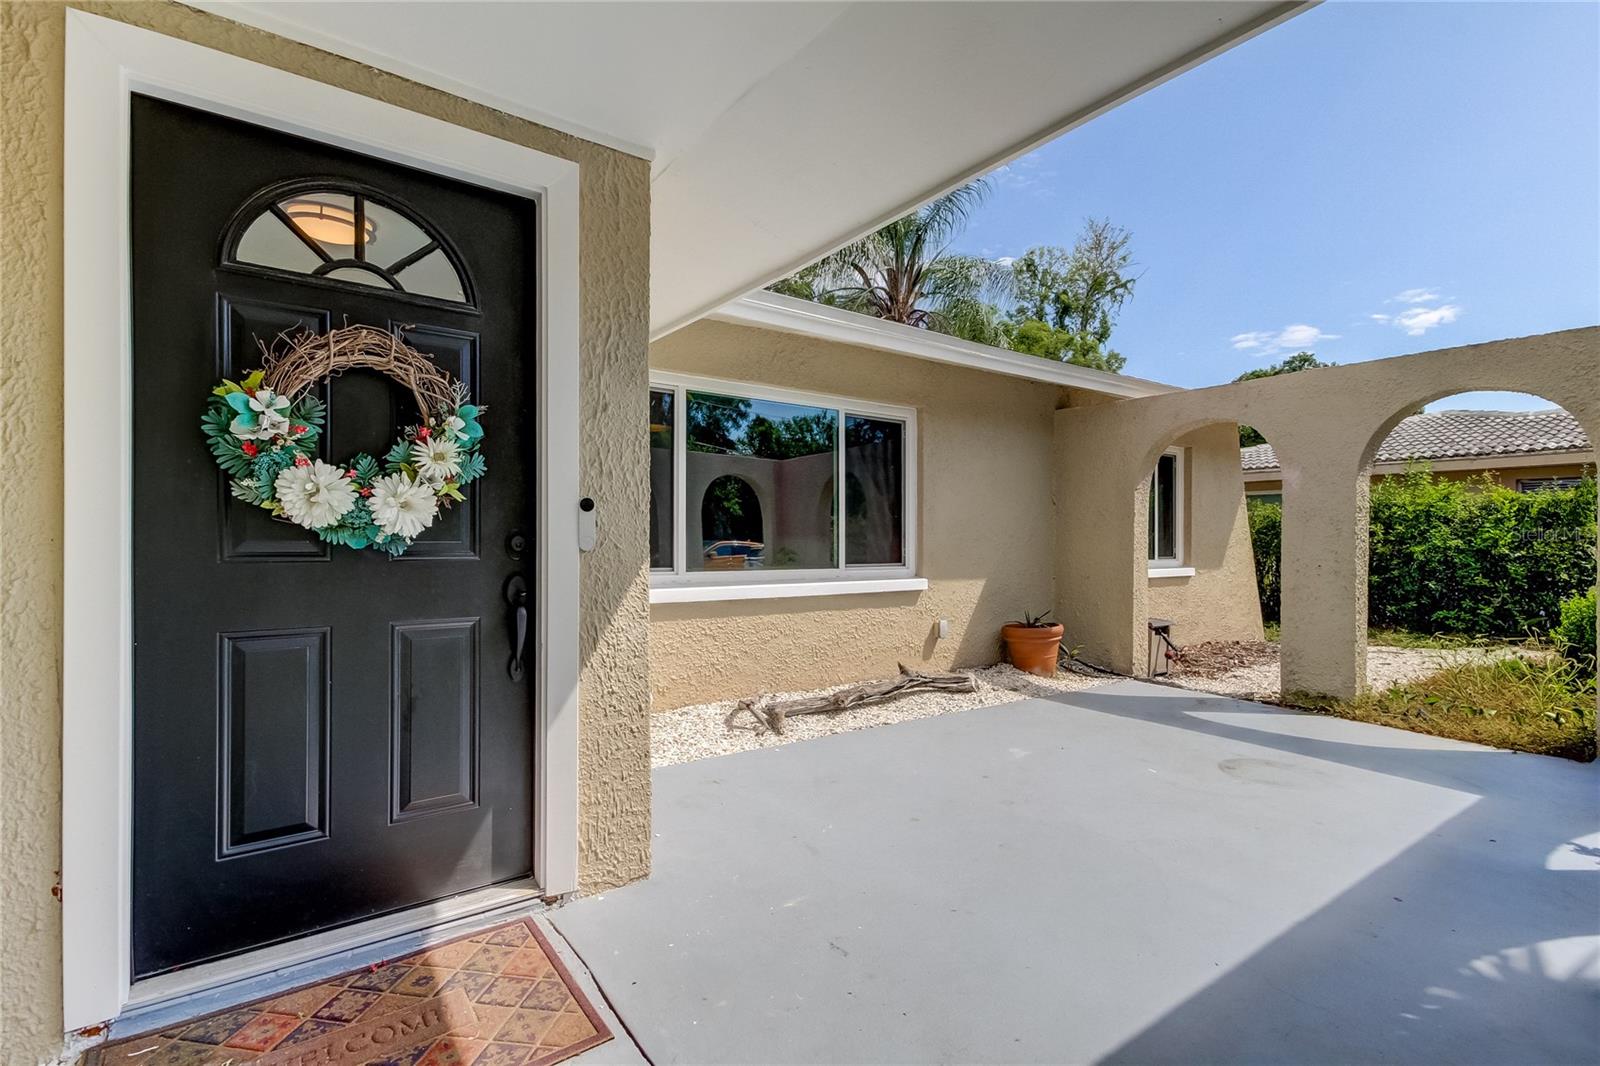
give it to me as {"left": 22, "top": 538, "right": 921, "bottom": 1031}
{"left": 706, "top": 292, "right": 1177, "bottom": 400}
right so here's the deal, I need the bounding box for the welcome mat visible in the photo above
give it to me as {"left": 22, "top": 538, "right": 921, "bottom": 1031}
{"left": 86, "top": 919, "right": 612, "bottom": 1066}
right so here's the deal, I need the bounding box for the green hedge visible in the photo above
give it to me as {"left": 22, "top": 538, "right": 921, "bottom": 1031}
{"left": 1246, "top": 470, "right": 1596, "bottom": 638}
{"left": 1247, "top": 498, "right": 1283, "bottom": 623}
{"left": 1555, "top": 588, "right": 1597, "bottom": 674}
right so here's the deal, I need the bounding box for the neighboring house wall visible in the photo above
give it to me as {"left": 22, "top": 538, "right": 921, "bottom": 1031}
{"left": 1148, "top": 425, "right": 1264, "bottom": 647}
{"left": 648, "top": 320, "right": 1062, "bottom": 709}
{"left": 1, "top": 3, "right": 649, "bottom": 1056}
{"left": 1052, "top": 328, "right": 1599, "bottom": 700}
{"left": 1247, "top": 459, "right": 1596, "bottom": 495}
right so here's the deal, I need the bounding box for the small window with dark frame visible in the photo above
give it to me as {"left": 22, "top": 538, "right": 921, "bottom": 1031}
{"left": 1148, "top": 451, "right": 1180, "bottom": 564}
{"left": 649, "top": 389, "right": 676, "bottom": 570}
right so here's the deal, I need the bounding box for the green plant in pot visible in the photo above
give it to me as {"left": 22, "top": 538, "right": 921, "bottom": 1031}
{"left": 1002, "top": 610, "right": 1064, "bottom": 677}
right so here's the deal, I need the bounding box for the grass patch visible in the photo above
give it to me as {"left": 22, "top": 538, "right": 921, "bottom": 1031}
{"left": 1314, "top": 653, "right": 1596, "bottom": 761}
{"left": 1367, "top": 628, "right": 1501, "bottom": 650}
{"left": 1264, "top": 623, "right": 1519, "bottom": 650}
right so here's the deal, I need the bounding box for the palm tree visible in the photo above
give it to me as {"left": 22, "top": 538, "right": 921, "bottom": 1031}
{"left": 777, "top": 180, "right": 1010, "bottom": 344}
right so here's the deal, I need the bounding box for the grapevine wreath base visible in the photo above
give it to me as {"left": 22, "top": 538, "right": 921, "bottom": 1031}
{"left": 201, "top": 324, "right": 486, "bottom": 556}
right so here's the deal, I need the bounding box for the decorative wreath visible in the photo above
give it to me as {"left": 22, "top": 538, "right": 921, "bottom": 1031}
{"left": 201, "top": 324, "right": 486, "bottom": 556}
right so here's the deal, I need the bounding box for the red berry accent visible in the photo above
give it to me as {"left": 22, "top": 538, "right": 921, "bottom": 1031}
{"left": 241, "top": 441, "right": 259, "bottom": 457}
{"left": 416, "top": 426, "right": 431, "bottom": 440}
{"left": 294, "top": 454, "right": 311, "bottom": 467}
{"left": 292, "top": 424, "right": 308, "bottom": 435}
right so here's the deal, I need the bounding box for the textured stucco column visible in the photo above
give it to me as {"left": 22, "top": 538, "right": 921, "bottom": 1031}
{"left": 1053, "top": 409, "right": 1145, "bottom": 674}
{"left": 1279, "top": 460, "right": 1369, "bottom": 700}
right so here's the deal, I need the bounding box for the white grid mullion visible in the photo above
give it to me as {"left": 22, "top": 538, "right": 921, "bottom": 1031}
{"left": 836, "top": 409, "right": 847, "bottom": 571}
{"left": 673, "top": 384, "right": 687, "bottom": 577}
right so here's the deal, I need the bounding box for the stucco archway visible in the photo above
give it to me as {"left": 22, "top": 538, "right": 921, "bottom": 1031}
{"left": 1053, "top": 328, "right": 1598, "bottom": 698}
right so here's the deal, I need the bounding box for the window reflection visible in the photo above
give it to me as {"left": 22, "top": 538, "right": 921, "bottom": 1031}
{"left": 686, "top": 391, "right": 837, "bottom": 571}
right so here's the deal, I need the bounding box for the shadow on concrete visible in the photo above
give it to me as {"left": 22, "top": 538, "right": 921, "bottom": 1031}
{"left": 556, "top": 682, "right": 1599, "bottom": 1064}
{"left": 1043, "top": 682, "right": 1600, "bottom": 1064}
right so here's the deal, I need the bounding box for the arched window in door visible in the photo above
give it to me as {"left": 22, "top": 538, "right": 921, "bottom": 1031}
{"left": 225, "top": 181, "right": 473, "bottom": 305}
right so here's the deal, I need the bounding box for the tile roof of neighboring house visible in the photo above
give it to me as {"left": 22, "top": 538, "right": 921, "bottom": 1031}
{"left": 1241, "top": 408, "right": 1592, "bottom": 473}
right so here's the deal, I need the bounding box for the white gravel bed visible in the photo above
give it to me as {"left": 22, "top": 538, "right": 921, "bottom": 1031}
{"left": 651, "top": 663, "right": 1114, "bottom": 767}
{"left": 1165, "top": 644, "right": 1514, "bottom": 702}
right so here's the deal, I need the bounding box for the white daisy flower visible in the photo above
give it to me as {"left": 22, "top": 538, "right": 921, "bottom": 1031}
{"left": 273, "top": 459, "right": 357, "bottom": 530}
{"left": 411, "top": 436, "right": 462, "bottom": 483}
{"left": 368, "top": 472, "right": 438, "bottom": 540}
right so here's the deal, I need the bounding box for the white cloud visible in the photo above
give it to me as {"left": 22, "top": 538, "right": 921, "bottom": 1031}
{"left": 1368, "top": 289, "right": 1464, "bottom": 338}
{"left": 1391, "top": 303, "right": 1462, "bottom": 336}
{"left": 1231, "top": 323, "right": 1339, "bottom": 356}
{"left": 989, "top": 156, "right": 1057, "bottom": 196}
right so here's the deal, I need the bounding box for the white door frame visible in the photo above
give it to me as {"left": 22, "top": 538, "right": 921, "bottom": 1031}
{"left": 62, "top": 11, "right": 581, "bottom": 1031}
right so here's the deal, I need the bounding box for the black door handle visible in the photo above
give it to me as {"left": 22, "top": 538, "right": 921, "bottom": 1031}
{"left": 505, "top": 575, "right": 528, "bottom": 681}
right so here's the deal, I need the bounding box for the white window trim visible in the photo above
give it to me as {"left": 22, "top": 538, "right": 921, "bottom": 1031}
{"left": 1147, "top": 447, "right": 1185, "bottom": 569}
{"left": 648, "top": 371, "right": 918, "bottom": 592}
{"left": 650, "top": 577, "right": 929, "bottom": 604}
{"left": 63, "top": 11, "right": 582, "bottom": 1030}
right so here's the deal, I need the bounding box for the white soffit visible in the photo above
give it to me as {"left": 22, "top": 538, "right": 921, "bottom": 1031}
{"left": 712, "top": 292, "right": 1177, "bottom": 399}
{"left": 196, "top": 1, "right": 1310, "bottom": 334}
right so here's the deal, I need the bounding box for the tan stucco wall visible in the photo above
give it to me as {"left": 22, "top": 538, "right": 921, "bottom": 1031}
{"left": 1147, "top": 425, "right": 1264, "bottom": 647}
{"left": 647, "top": 320, "right": 1062, "bottom": 709}
{"left": 1, "top": 3, "right": 650, "bottom": 1055}
{"left": 1053, "top": 328, "right": 1599, "bottom": 700}
{"left": 1247, "top": 460, "right": 1596, "bottom": 494}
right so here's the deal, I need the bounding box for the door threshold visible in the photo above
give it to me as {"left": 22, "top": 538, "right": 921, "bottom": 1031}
{"left": 117, "top": 879, "right": 547, "bottom": 1033}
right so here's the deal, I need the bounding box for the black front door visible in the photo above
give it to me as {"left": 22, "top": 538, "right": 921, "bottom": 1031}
{"left": 130, "top": 96, "right": 536, "bottom": 978}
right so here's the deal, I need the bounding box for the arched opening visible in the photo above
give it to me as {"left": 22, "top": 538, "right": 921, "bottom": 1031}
{"left": 700, "top": 475, "right": 764, "bottom": 570}
{"left": 1352, "top": 390, "right": 1595, "bottom": 758}
{"left": 1132, "top": 419, "right": 1282, "bottom": 692}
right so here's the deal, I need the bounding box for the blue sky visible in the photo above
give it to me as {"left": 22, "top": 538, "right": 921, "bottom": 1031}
{"left": 950, "top": 1, "right": 1599, "bottom": 410}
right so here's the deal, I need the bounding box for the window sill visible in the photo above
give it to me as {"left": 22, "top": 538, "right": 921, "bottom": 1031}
{"left": 1148, "top": 566, "right": 1196, "bottom": 579}
{"left": 649, "top": 577, "right": 929, "bottom": 604}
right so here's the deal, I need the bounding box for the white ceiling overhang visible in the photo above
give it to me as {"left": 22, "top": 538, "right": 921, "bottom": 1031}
{"left": 195, "top": 2, "right": 1311, "bottom": 336}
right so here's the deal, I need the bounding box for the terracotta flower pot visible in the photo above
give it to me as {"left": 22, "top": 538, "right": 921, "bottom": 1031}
{"left": 1001, "top": 622, "right": 1064, "bottom": 677}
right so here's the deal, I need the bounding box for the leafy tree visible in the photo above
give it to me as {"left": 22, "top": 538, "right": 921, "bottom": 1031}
{"left": 686, "top": 393, "right": 753, "bottom": 454}
{"left": 686, "top": 393, "right": 835, "bottom": 460}
{"left": 1234, "top": 350, "right": 1332, "bottom": 382}
{"left": 768, "top": 180, "right": 1010, "bottom": 344}
{"left": 744, "top": 412, "right": 836, "bottom": 459}
{"left": 1001, "top": 218, "right": 1137, "bottom": 373}
{"left": 1001, "top": 318, "right": 1077, "bottom": 360}
{"left": 768, "top": 199, "right": 1143, "bottom": 374}
{"left": 765, "top": 262, "right": 848, "bottom": 306}
{"left": 1233, "top": 351, "right": 1334, "bottom": 446}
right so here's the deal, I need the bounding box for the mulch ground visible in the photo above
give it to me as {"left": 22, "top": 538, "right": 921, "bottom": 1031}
{"left": 1173, "top": 640, "right": 1280, "bottom": 679}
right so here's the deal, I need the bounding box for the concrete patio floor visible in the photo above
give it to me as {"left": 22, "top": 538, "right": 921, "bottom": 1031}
{"left": 553, "top": 680, "right": 1600, "bottom": 1065}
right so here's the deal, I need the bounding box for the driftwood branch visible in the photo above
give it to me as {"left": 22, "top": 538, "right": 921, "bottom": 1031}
{"left": 726, "top": 664, "right": 978, "bottom": 735}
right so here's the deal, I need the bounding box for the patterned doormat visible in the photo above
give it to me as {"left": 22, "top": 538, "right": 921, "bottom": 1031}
{"left": 86, "top": 919, "right": 613, "bottom": 1066}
